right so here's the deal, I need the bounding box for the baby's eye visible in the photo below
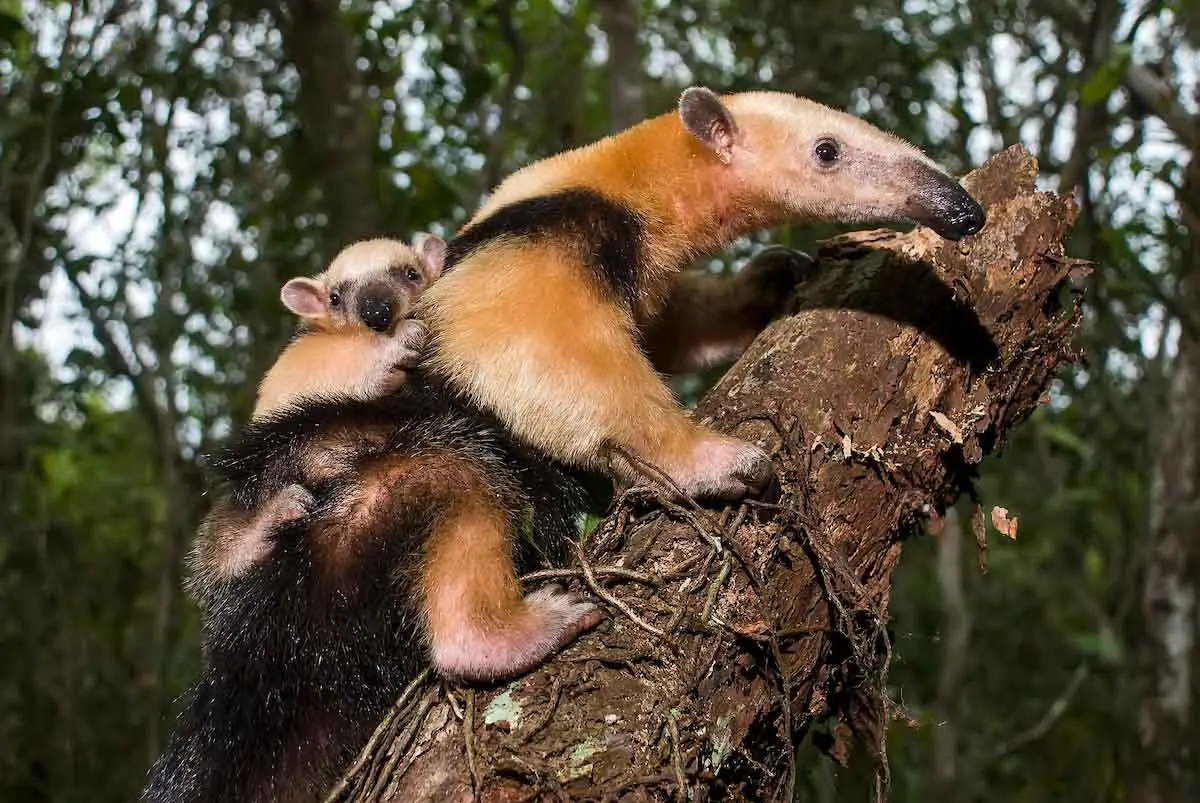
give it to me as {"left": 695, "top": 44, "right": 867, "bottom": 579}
{"left": 329, "top": 290, "right": 342, "bottom": 308}
{"left": 406, "top": 268, "right": 420, "bottom": 282}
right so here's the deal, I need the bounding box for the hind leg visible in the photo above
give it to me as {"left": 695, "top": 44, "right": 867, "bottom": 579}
{"left": 421, "top": 494, "right": 603, "bottom": 682}
{"left": 192, "top": 484, "right": 315, "bottom": 586}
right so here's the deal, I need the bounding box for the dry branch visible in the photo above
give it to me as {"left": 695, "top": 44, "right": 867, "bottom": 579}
{"left": 331, "top": 145, "right": 1083, "bottom": 802}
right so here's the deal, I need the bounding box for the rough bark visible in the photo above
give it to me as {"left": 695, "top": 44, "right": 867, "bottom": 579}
{"left": 326, "top": 146, "right": 1083, "bottom": 802}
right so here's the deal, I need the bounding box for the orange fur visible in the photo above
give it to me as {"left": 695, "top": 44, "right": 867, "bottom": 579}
{"left": 255, "top": 329, "right": 403, "bottom": 418}
{"left": 422, "top": 499, "right": 523, "bottom": 633}
{"left": 424, "top": 89, "right": 982, "bottom": 497}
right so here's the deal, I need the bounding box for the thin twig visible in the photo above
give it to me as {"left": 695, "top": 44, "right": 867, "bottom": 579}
{"left": 701, "top": 555, "right": 734, "bottom": 626}
{"left": 322, "top": 668, "right": 432, "bottom": 803}
{"left": 665, "top": 710, "right": 687, "bottom": 803}
{"left": 444, "top": 686, "right": 464, "bottom": 721}
{"left": 464, "top": 690, "right": 481, "bottom": 799}
{"left": 355, "top": 691, "right": 439, "bottom": 803}
{"left": 520, "top": 566, "right": 660, "bottom": 586}
{"left": 572, "top": 542, "right": 665, "bottom": 638}
{"left": 606, "top": 444, "right": 727, "bottom": 545}
{"left": 990, "top": 664, "right": 1090, "bottom": 759}
{"left": 509, "top": 675, "right": 564, "bottom": 747}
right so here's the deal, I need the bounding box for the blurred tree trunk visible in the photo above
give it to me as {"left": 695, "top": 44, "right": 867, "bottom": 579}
{"left": 1135, "top": 157, "right": 1200, "bottom": 803}
{"left": 270, "top": 0, "right": 383, "bottom": 245}
{"left": 0, "top": 5, "right": 93, "bottom": 511}
{"left": 326, "top": 147, "right": 1084, "bottom": 802}
{"left": 596, "top": 0, "right": 646, "bottom": 132}
{"left": 1125, "top": 63, "right": 1200, "bottom": 803}
{"left": 932, "top": 508, "right": 969, "bottom": 800}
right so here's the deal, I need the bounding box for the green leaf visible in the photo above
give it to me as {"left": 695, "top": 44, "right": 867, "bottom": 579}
{"left": 1080, "top": 45, "right": 1132, "bottom": 106}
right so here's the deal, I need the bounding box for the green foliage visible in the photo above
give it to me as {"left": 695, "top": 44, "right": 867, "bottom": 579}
{"left": 1080, "top": 44, "right": 1133, "bottom": 106}
{"left": 0, "top": 0, "right": 1193, "bottom": 800}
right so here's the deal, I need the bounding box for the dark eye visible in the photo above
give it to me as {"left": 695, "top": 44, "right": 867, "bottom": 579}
{"left": 406, "top": 268, "right": 420, "bottom": 282}
{"left": 329, "top": 290, "right": 342, "bottom": 308}
{"left": 814, "top": 139, "right": 840, "bottom": 166}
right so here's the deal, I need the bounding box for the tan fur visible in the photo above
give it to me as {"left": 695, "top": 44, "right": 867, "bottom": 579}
{"left": 254, "top": 235, "right": 441, "bottom": 419}
{"left": 424, "top": 90, "right": 967, "bottom": 495}
{"left": 254, "top": 323, "right": 423, "bottom": 418}
{"left": 424, "top": 239, "right": 698, "bottom": 468}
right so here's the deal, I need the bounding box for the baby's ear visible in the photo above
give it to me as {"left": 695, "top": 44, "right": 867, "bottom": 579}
{"left": 413, "top": 233, "right": 446, "bottom": 281}
{"left": 280, "top": 277, "right": 327, "bottom": 318}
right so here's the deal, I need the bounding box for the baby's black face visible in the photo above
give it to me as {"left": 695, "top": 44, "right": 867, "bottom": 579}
{"left": 329, "top": 259, "right": 430, "bottom": 334}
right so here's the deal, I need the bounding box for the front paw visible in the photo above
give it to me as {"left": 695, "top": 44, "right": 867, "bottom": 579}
{"left": 388, "top": 319, "right": 428, "bottom": 371}
{"left": 740, "top": 246, "right": 815, "bottom": 313}
{"left": 669, "top": 433, "right": 774, "bottom": 502}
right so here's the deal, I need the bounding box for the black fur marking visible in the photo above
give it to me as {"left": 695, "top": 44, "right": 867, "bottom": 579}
{"left": 444, "top": 189, "right": 645, "bottom": 306}
{"left": 146, "top": 375, "right": 586, "bottom": 803}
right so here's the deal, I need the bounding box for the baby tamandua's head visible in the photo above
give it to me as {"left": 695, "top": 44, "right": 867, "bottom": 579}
{"left": 281, "top": 234, "right": 446, "bottom": 335}
{"left": 252, "top": 234, "right": 447, "bottom": 421}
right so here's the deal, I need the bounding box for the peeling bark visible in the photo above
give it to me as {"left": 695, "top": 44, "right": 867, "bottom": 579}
{"left": 327, "top": 146, "right": 1083, "bottom": 802}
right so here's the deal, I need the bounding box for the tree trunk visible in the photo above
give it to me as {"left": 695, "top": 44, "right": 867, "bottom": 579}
{"left": 325, "top": 146, "right": 1083, "bottom": 802}
{"left": 595, "top": 0, "right": 646, "bottom": 132}
{"left": 272, "top": 0, "right": 383, "bottom": 245}
{"left": 1133, "top": 154, "right": 1200, "bottom": 803}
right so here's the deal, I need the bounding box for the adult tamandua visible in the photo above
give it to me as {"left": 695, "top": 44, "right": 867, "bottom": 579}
{"left": 421, "top": 87, "right": 985, "bottom": 499}
{"left": 192, "top": 235, "right": 446, "bottom": 588}
{"left": 146, "top": 382, "right": 599, "bottom": 803}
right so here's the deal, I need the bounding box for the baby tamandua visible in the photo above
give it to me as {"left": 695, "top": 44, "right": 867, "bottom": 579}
{"left": 423, "top": 87, "right": 986, "bottom": 501}
{"left": 255, "top": 234, "right": 446, "bottom": 419}
{"left": 194, "top": 234, "right": 445, "bottom": 586}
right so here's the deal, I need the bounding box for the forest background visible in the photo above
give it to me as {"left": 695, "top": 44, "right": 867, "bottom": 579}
{"left": 1, "top": 1, "right": 1197, "bottom": 801}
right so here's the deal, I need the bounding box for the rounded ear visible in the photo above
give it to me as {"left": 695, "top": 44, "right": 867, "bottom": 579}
{"left": 280, "top": 277, "right": 328, "bottom": 318}
{"left": 678, "top": 87, "right": 738, "bottom": 163}
{"left": 413, "top": 232, "right": 446, "bottom": 280}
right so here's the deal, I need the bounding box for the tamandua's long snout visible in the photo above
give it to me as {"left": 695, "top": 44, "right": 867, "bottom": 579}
{"left": 903, "top": 162, "right": 986, "bottom": 240}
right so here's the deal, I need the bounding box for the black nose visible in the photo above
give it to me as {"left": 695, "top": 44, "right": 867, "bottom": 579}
{"left": 908, "top": 163, "right": 988, "bottom": 241}
{"left": 950, "top": 198, "right": 987, "bottom": 238}
{"left": 357, "top": 294, "right": 395, "bottom": 333}
{"left": 924, "top": 188, "right": 987, "bottom": 241}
